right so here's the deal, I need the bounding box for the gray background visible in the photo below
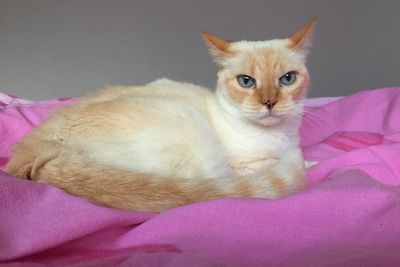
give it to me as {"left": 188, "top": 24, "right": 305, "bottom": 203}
{"left": 0, "top": 0, "right": 399, "bottom": 100}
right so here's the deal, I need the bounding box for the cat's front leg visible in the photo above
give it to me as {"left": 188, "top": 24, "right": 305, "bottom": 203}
{"left": 235, "top": 158, "right": 279, "bottom": 176}
{"left": 264, "top": 146, "right": 308, "bottom": 197}
{"left": 236, "top": 155, "right": 317, "bottom": 177}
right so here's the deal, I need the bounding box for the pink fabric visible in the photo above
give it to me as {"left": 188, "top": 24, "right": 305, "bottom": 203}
{"left": 1, "top": 88, "right": 400, "bottom": 266}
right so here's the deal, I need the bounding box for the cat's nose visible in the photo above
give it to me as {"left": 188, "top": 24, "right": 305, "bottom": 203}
{"left": 263, "top": 100, "right": 277, "bottom": 110}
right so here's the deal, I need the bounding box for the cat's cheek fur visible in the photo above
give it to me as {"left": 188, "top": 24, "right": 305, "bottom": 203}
{"left": 287, "top": 71, "right": 310, "bottom": 101}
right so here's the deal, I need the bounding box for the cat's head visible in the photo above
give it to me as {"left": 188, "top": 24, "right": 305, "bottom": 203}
{"left": 203, "top": 18, "right": 316, "bottom": 126}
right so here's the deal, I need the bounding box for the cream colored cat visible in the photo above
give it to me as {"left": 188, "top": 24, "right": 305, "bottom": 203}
{"left": 6, "top": 19, "right": 316, "bottom": 212}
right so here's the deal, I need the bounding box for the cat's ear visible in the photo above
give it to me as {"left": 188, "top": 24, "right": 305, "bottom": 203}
{"left": 202, "top": 32, "right": 233, "bottom": 67}
{"left": 288, "top": 18, "right": 316, "bottom": 56}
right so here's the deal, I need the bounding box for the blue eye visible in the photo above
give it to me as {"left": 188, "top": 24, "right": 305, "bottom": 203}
{"left": 279, "top": 71, "right": 297, "bottom": 86}
{"left": 237, "top": 75, "right": 256, "bottom": 88}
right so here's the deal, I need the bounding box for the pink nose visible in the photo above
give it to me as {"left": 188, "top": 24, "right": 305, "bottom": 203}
{"left": 263, "top": 99, "right": 277, "bottom": 110}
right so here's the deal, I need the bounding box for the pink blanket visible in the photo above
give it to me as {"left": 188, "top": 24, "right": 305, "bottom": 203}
{"left": 1, "top": 88, "right": 400, "bottom": 266}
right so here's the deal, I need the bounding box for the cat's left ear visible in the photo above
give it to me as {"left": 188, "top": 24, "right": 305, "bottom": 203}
{"left": 202, "top": 32, "right": 233, "bottom": 67}
{"left": 288, "top": 17, "right": 317, "bottom": 57}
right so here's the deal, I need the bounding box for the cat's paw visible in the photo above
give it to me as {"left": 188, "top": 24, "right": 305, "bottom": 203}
{"left": 305, "top": 160, "right": 318, "bottom": 169}
{"left": 268, "top": 146, "right": 307, "bottom": 197}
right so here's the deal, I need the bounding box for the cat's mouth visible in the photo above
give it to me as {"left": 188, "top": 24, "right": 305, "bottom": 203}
{"left": 242, "top": 106, "right": 286, "bottom": 126}
{"left": 257, "top": 113, "right": 282, "bottom": 126}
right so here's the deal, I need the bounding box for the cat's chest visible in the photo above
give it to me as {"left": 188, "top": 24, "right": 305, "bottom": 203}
{"left": 222, "top": 127, "right": 298, "bottom": 172}
{"left": 230, "top": 131, "right": 294, "bottom": 157}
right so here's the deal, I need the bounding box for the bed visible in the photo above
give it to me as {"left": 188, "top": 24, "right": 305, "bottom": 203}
{"left": 1, "top": 88, "right": 400, "bottom": 266}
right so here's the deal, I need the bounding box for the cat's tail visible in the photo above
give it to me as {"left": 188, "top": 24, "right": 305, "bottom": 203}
{"left": 5, "top": 146, "right": 306, "bottom": 212}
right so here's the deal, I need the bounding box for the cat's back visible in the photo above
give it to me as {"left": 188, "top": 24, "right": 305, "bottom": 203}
{"left": 83, "top": 78, "right": 213, "bottom": 106}
{"left": 44, "top": 78, "right": 214, "bottom": 131}
{"left": 81, "top": 78, "right": 214, "bottom": 128}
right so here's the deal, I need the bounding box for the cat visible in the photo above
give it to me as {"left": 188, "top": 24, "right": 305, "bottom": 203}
{"left": 5, "top": 18, "right": 316, "bottom": 212}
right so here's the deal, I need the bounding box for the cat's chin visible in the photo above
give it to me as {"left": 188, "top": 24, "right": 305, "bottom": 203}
{"left": 253, "top": 115, "right": 282, "bottom": 127}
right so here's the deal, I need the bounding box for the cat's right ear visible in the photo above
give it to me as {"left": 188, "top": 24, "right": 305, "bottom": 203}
{"left": 202, "top": 32, "right": 233, "bottom": 67}
{"left": 287, "top": 18, "right": 316, "bottom": 59}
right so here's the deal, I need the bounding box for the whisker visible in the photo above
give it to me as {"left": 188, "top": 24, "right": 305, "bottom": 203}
{"left": 301, "top": 109, "right": 334, "bottom": 138}
{"left": 273, "top": 101, "right": 333, "bottom": 139}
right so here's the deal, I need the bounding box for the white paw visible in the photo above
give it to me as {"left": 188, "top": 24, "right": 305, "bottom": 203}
{"left": 304, "top": 160, "right": 318, "bottom": 169}
{"left": 277, "top": 146, "right": 304, "bottom": 169}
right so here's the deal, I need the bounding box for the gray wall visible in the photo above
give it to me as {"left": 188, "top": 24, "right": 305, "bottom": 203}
{"left": 0, "top": 0, "right": 399, "bottom": 100}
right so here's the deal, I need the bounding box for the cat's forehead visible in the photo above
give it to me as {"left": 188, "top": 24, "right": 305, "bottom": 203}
{"left": 232, "top": 38, "right": 291, "bottom": 52}
{"left": 228, "top": 39, "right": 301, "bottom": 72}
{"left": 233, "top": 39, "right": 297, "bottom": 64}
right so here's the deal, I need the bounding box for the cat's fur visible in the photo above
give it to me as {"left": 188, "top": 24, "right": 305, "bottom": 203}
{"left": 6, "top": 19, "right": 316, "bottom": 212}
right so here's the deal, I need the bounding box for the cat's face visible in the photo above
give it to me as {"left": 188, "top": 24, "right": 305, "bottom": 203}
{"left": 203, "top": 18, "right": 315, "bottom": 126}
